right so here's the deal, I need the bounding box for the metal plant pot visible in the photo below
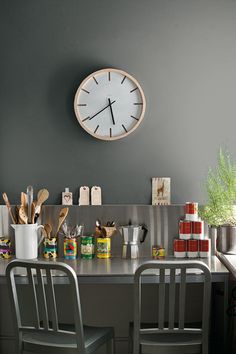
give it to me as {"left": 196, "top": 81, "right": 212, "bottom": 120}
{"left": 216, "top": 225, "right": 236, "bottom": 254}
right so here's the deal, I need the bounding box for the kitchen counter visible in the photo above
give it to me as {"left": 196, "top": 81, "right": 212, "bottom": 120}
{"left": 217, "top": 252, "right": 236, "bottom": 279}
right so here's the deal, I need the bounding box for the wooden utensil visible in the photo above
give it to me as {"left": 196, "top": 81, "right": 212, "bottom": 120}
{"left": 21, "top": 192, "right": 27, "bottom": 208}
{"left": 44, "top": 223, "right": 52, "bottom": 238}
{"left": 26, "top": 185, "right": 33, "bottom": 223}
{"left": 55, "top": 207, "right": 69, "bottom": 236}
{"left": 34, "top": 189, "right": 49, "bottom": 222}
{"left": 18, "top": 206, "right": 28, "bottom": 224}
{"left": 2, "top": 192, "right": 17, "bottom": 224}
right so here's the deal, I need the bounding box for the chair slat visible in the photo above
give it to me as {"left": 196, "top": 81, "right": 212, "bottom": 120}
{"left": 27, "top": 268, "right": 40, "bottom": 329}
{"left": 179, "top": 268, "right": 186, "bottom": 329}
{"left": 36, "top": 268, "right": 49, "bottom": 330}
{"left": 46, "top": 268, "right": 59, "bottom": 331}
{"left": 158, "top": 268, "right": 165, "bottom": 329}
{"left": 168, "top": 268, "right": 176, "bottom": 329}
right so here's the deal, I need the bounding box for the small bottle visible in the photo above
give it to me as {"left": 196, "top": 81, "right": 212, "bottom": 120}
{"left": 62, "top": 188, "right": 73, "bottom": 205}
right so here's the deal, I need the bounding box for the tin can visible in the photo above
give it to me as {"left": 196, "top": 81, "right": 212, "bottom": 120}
{"left": 43, "top": 237, "right": 57, "bottom": 259}
{"left": 174, "top": 239, "right": 186, "bottom": 258}
{"left": 192, "top": 220, "right": 204, "bottom": 240}
{"left": 185, "top": 202, "right": 198, "bottom": 221}
{"left": 179, "top": 220, "right": 192, "bottom": 240}
{"left": 199, "top": 239, "right": 210, "bottom": 258}
{"left": 0, "top": 238, "right": 11, "bottom": 259}
{"left": 81, "top": 236, "right": 94, "bottom": 259}
{"left": 187, "top": 239, "right": 199, "bottom": 258}
{"left": 64, "top": 237, "right": 77, "bottom": 259}
{"left": 152, "top": 245, "right": 165, "bottom": 259}
{"left": 97, "top": 237, "right": 111, "bottom": 259}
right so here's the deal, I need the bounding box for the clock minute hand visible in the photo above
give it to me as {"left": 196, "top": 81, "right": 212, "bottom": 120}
{"left": 108, "top": 98, "right": 115, "bottom": 125}
{"left": 89, "top": 100, "right": 116, "bottom": 120}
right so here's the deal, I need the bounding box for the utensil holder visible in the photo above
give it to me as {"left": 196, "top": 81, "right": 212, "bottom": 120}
{"left": 43, "top": 237, "right": 58, "bottom": 259}
{"left": 97, "top": 237, "right": 111, "bottom": 258}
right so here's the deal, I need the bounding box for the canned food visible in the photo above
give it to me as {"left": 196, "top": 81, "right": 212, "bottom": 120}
{"left": 199, "top": 239, "right": 210, "bottom": 258}
{"left": 192, "top": 220, "right": 204, "bottom": 240}
{"left": 185, "top": 202, "right": 198, "bottom": 221}
{"left": 174, "top": 239, "right": 186, "bottom": 258}
{"left": 0, "top": 238, "right": 11, "bottom": 259}
{"left": 187, "top": 239, "right": 199, "bottom": 258}
{"left": 81, "top": 236, "right": 94, "bottom": 259}
{"left": 179, "top": 220, "right": 192, "bottom": 240}
{"left": 97, "top": 237, "right": 111, "bottom": 259}
{"left": 43, "top": 237, "right": 57, "bottom": 259}
{"left": 64, "top": 237, "right": 77, "bottom": 259}
{"left": 152, "top": 245, "right": 165, "bottom": 259}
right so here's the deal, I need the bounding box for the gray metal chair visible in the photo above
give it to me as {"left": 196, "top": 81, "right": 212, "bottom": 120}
{"left": 6, "top": 260, "right": 115, "bottom": 354}
{"left": 131, "top": 260, "right": 212, "bottom": 354}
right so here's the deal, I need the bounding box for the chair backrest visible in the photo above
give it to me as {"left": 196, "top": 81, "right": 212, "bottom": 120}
{"left": 6, "top": 260, "right": 85, "bottom": 353}
{"left": 133, "top": 260, "right": 212, "bottom": 353}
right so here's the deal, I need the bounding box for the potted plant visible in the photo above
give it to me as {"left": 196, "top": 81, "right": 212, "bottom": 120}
{"left": 199, "top": 148, "right": 236, "bottom": 254}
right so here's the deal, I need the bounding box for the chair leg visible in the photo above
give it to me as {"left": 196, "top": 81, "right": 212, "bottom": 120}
{"left": 106, "top": 337, "right": 115, "bottom": 354}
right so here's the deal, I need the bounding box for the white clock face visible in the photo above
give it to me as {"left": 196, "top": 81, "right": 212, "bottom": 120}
{"left": 74, "top": 68, "right": 146, "bottom": 141}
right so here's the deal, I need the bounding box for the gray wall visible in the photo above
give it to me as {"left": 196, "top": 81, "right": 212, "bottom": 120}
{"left": 1, "top": 0, "right": 236, "bottom": 205}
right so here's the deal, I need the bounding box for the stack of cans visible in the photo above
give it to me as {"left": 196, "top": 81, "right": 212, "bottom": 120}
{"left": 174, "top": 202, "right": 210, "bottom": 258}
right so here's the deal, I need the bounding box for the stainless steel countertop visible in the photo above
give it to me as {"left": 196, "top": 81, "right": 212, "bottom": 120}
{"left": 217, "top": 252, "right": 236, "bottom": 279}
{"left": 0, "top": 256, "right": 228, "bottom": 284}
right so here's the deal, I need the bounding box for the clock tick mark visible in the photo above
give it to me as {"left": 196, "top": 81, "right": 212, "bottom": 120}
{"left": 110, "top": 128, "right": 112, "bottom": 137}
{"left": 81, "top": 88, "right": 90, "bottom": 94}
{"left": 93, "top": 76, "right": 98, "bottom": 85}
{"left": 121, "top": 76, "right": 126, "bottom": 84}
{"left": 133, "top": 102, "right": 143, "bottom": 105}
{"left": 108, "top": 72, "right": 111, "bottom": 81}
{"left": 78, "top": 103, "right": 87, "bottom": 106}
{"left": 130, "top": 87, "right": 138, "bottom": 93}
{"left": 122, "top": 124, "right": 128, "bottom": 132}
{"left": 94, "top": 125, "right": 99, "bottom": 134}
{"left": 82, "top": 116, "right": 90, "bottom": 122}
{"left": 131, "top": 115, "right": 139, "bottom": 121}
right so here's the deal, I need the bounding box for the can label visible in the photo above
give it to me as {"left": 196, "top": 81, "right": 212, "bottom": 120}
{"left": 97, "top": 238, "right": 111, "bottom": 259}
{"left": 152, "top": 245, "right": 165, "bottom": 259}
{"left": 81, "top": 236, "right": 94, "bottom": 259}
{"left": 187, "top": 239, "right": 199, "bottom": 257}
{"left": 0, "top": 238, "right": 11, "bottom": 259}
{"left": 64, "top": 238, "right": 77, "bottom": 259}
{"left": 179, "top": 220, "right": 192, "bottom": 239}
{"left": 43, "top": 237, "right": 57, "bottom": 259}
{"left": 174, "top": 239, "right": 186, "bottom": 252}
{"left": 192, "top": 221, "right": 204, "bottom": 239}
{"left": 185, "top": 202, "right": 198, "bottom": 214}
{"left": 199, "top": 239, "right": 209, "bottom": 252}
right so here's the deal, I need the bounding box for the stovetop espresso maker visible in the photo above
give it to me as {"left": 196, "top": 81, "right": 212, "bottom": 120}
{"left": 119, "top": 224, "right": 148, "bottom": 259}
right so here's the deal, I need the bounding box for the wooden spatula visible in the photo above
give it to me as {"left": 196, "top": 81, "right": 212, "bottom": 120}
{"left": 55, "top": 207, "right": 69, "bottom": 236}
{"left": 19, "top": 206, "right": 28, "bottom": 224}
{"left": 2, "top": 192, "right": 17, "bottom": 224}
{"left": 44, "top": 223, "right": 52, "bottom": 238}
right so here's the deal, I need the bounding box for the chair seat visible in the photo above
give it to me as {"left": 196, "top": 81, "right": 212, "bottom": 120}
{"left": 22, "top": 324, "right": 114, "bottom": 353}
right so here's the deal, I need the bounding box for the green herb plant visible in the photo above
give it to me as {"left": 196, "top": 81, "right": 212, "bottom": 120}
{"left": 199, "top": 149, "right": 236, "bottom": 227}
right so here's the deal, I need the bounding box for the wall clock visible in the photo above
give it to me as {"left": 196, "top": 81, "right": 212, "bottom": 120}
{"left": 74, "top": 68, "right": 146, "bottom": 141}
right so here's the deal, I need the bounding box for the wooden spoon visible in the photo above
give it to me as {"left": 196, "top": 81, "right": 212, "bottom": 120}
{"left": 55, "top": 207, "right": 69, "bottom": 236}
{"left": 2, "top": 192, "right": 17, "bottom": 224}
{"left": 18, "top": 206, "right": 28, "bottom": 224}
{"left": 34, "top": 189, "right": 49, "bottom": 222}
{"left": 44, "top": 223, "right": 52, "bottom": 238}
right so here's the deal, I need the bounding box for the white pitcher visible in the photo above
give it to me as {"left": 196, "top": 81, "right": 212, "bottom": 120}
{"left": 11, "top": 224, "right": 45, "bottom": 259}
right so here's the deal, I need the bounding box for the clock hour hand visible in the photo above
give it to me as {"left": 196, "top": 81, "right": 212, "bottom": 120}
{"left": 108, "top": 98, "right": 115, "bottom": 125}
{"left": 89, "top": 100, "right": 116, "bottom": 120}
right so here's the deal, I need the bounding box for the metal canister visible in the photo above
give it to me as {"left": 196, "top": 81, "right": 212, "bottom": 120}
{"left": 152, "top": 245, "right": 165, "bottom": 259}
{"left": 43, "top": 237, "right": 57, "bottom": 259}
{"left": 187, "top": 239, "right": 199, "bottom": 258}
{"left": 185, "top": 202, "right": 198, "bottom": 221}
{"left": 174, "top": 239, "right": 186, "bottom": 258}
{"left": 80, "top": 236, "right": 94, "bottom": 259}
{"left": 192, "top": 220, "right": 204, "bottom": 240}
{"left": 179, "top": 220, "right": 192, "bottom": 240}
{"left": 0, "top": 238, "right": 11, "bottom": 259}
{"left": 64, "top": 237, "right": 77, "bottom": 259}
{"left": 97, "top": 237, "right": 111, "bottom": 259}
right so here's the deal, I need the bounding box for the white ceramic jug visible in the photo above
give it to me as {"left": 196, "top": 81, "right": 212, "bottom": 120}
{"left": 11, "top": 224, "right": 45, "bottom": 259}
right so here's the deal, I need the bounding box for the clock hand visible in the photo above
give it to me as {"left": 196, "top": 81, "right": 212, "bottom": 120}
{"left": 89, "top": 100, "right": 116, "bottom": 120}
{"left": 108, "top": 98, "right": 115, "bottom": 125}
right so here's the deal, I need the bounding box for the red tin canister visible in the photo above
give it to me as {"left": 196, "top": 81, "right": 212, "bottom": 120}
{"left": 192, "top": 220, "right": 204, "bottom": 240}
{"left": 179, "top": 220, "right": 192, "bottom": 240}
{"left": 199, "top": 239, "right": 210, "bottom": 258}
{"left": 174, "top": 239, "right": 186, "bottom": 258}
{"left": 185, "top": 202, "right": 198, "bottom": 221}
{"left": 187, "top": 239, "right": 199, "bottom": 258}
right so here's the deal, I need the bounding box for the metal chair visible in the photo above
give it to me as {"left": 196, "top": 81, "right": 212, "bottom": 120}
{"left": 131, "top": 260, "right": 212, "bottom": 354}
{"left": 6, "top": 260, "right": 115, "bottom": 354}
